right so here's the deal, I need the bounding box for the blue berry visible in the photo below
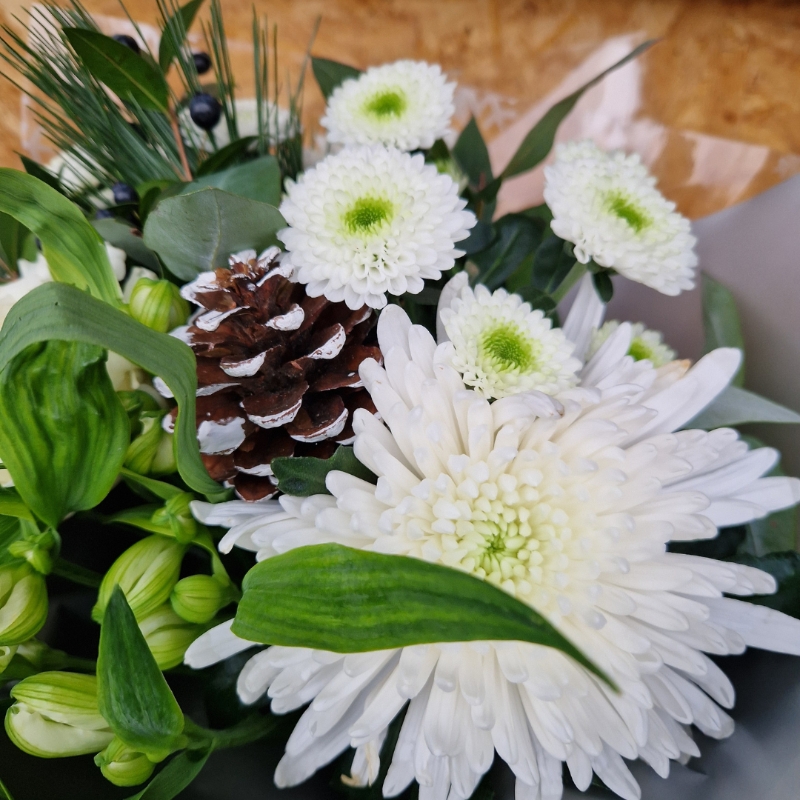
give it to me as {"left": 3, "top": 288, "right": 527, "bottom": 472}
{"left": 113, "top": 34, "right": 140, "bottom": 54}
{"left": 189, "top": 93, "right": 222, "bottom": 131}
{"left": 112, "top": 182, "right": 138, "bottom": 205}
{"left": 192, "top": 52, "right": 212, "bottom": 75}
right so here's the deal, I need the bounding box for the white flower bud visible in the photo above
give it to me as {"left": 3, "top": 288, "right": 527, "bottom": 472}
{"left": 170, "top": 575, "right": 236, "bottom": 624}
{"left": 138, "top": 605, "right": 205, "bottom": 670}
{"left": 5, "top": 672, "right": 113, "bottom": 757}
{"left": 128, "top": 278, "right": 189, "bottom": 334}
{"left": 0, "top": 564, "right": 48, "bottom": 647}
{"left": 124, "top": 412, "right": 177, "bottom": 476}
{"left": 95, "top": 736, "right": 155, "bottom": 787}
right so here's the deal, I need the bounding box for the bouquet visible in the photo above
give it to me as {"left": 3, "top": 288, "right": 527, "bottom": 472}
{"left": 0, "top": 2, "right": 799, "bottom": 799}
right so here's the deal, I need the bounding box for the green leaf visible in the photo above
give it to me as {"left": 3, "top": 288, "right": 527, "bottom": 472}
{"left": 120, "top": 468, "right": 185, "bottom": 501}
{"left": 0, "top": 169, "right": 121, "bottom": 306}
{"left": 461, "top": 220, "right": 496, "bottom": 256}
{"left": 63, "top": 28, "right": 169, "bottom": 112}
{"left": 98, "top": 586, "right": 185, "bottom": 760}
{"left": 688, "top": 385, "right": 800, "bottom": 429}
{"left": 453, "top": 117, "right": 493, "bottom": 189}
{"left": 0, "top": 516, "right": 25, "bottom": 568}
{"left": 143, "top": 188, "right": 285, "bottom": 281}
{"left": 158, "top": 0, "right": 206, "bottom": 72}
{"left": 271, "top": 446, "right": 377, "bottom": 497}
{"left": 0, "top": 488, "right": 34, "bottom": 522}
{"left": 234, "top": 543, "right": 615, "bottom": 688}
{"left": 0, "top": 775, "right": 15, "bottom": 800}
{"left": 501, "top": 40, "right": 657, "bottom": 179}
{"left": 92, "top": 218, "right": 162, "bottom": 273}
{"left": 516, "top": 286, "right": 557, "bottom": 315}
{"left": 0, "top": 212, "right": 31, "bottom": 272}
{"left": 0, "top": 340, "right": 129, "bottom": 527}
{"left": 531, "top": 235, "right": 577, "bottom": 295}
{"left": 195, "top": 136, "right": 257, "bottom": 176}
{"left": 0, "top": 282, "right": 224, "bottom": 499}
{"left": 311, "top": 56, "right": 361, "bottom": 99}
{"left": 702, "top": 273, "right": 745, "bottom": 386}
{"left": 126, "top": 746, "right": 213, "bottom": 800}
{"left": 472, "top": 214, "right": 542, "bottom": 290}
{"left": 592, "top": 270, "right": 614, "bottom": 303}
{"left": 181, "top": 156, "right": 281, "bottom": 206}
{"left": 109, "top": 505, "right": 173, "bottom": 537}
{"left": 728, "top": 552, "right": 800, "bottom": 619}
{"left": 19, "top": 156, "right": 63, "bottom": 195}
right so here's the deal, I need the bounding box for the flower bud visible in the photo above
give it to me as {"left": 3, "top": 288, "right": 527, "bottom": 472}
{"left": 0, "top": 639, "right": 68, "bottom": 681}
{"left": 0, "top": 564, "right": 48, "bottom": 647}
{"left": 124, "top": 412, "right": 177, "bottom": 476}
{"left": 95, "top": 737, "right": 155, "bottom": 787}
{"left": 434, "top": 156, "right": 469, "bottom": 193}
{"left": 5, "top": 672, "right": 113, "bottom": 757}
{"left": 128, "top": 278, "right": 189, "bottom": 334}
{"left": 92, "top": 536, "right": 184, "bottom": 623}
{"left": 8, "top": 528, "right": 59, "bottom": 575}
{"left": 170, "top": 575, "right": 236, "bottom": 624}
{"left": 138, "top": 605, "right": 205, "bottom": 670}
{"left": 151, "top": 493, "right": 197, "bottom": 544}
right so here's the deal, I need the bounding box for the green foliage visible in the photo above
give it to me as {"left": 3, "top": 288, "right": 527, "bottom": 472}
{"left": 472, "top": 214, "right": 543, "bottom": 291}
{"left": 126, "top": 746, "right": 213, "bottom": 800}
{"left": 271, "top": 446, "right": 377, "bottom": 497}
{"left": 92, "top": 218, "right": 162, "bottom": 273}
{"left": 592, "top": 269, "right": 614, "bottom": 303}
{"left": 453, "top": 117, "right": 493, "bottom": 190}
{"left": 728, "top": 552, "right": 800, "bottom": 619}
{"left": 689, "top": 385, "right": 800, "bottom": 429}
{"left": 195, "top": 137, "right": 257, "bottom": 176}
{"left": 311, "top": 56, "right": 361, "bottom": 99}
{"left": 234, "top": 543, "right": 614, "bottom": 688}
{"left": 143, "top": 188, "right": 285, "bottom": 280}
{"left": 98, "top": 587, "right": 185, "bottom": 761}
{"left": 0, "top": 340, "right": 129, "bottom": 528}
{"left": 18, "top": 156, "right": 63, "bottom": 195}
{"left": 530, "top": 235, "right": 578, "bottom": 295}
{"left": 158, "top": 0, "right": 205, "bottom": 72}
{"left": 702, "top": 273, "right": 745, "bottom": 386}
{"left": 182, "top": 155, "right": 282, "bottom": 205}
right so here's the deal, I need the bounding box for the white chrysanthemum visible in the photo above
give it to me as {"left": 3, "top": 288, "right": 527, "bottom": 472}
{"left": 589, "top": 321, "right": 676, "bottom": 368}
{"left": 278, "top": 146, "right": 475, "bottom": 310}
{"left": 436, "top": 272, "right": 580, "bottom": 398}
{"left": 187, "top": 305, "right": 800, "bottom": 800}
{"left": 543, "top": 140, "right": 697, "bottom": 296}
{"left": 321, "top": 60, "right": 455, "bottom": 151}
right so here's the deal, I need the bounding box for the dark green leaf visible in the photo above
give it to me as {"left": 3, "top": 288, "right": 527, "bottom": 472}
{"left": 92, "top": 218, "right": 162, "bottom": 273}
{"left": 425, "top": 139, "right": 450, "bottom": 163}
{"left": 63, "top": 29, "right": 169, "bottom": 112}
{"left": 501, "top": 40, "right": 657, "bottom": 179}
{"left": 516, "top": 286, "right": 557, "bottom": 315}
{"left": 0, "top": 212, "right": 31, "bottom": 273}
{"left": 412, "top": 286, "right": 443, "bottom": 306}
{"left": 272, "top": 446, "right": 377, "bottom": 497}
{"left": 0, "top": 488, "right": 34, "bottom": 522}
{"left": 592, "top": 270, "right": 614, "bottom": 303}
{"left": 728, "top": 552, "right": 800, "bottom": 619}
{"left": 235, "top": 544, "right": 614, "bottom": 688}
{"left": 688, "top": 385, "right": 800, "bottom": 429}
{"left": 519, "top": 204, "right": 554, "bottom": 225}
{"left": 158, "top": 0, "right": 206, "bottom": 72}
{"left": 126, "top": 746, "right": 213, "bottom": 800}
{"left": 472, "top": 214, "right": 542, "bottom": 290}
{"left": 461, "top": 220, "right": 496, "bottom": 256}
{"left": 311, "top": 57, "right": 361, "bottom": 99}
{"left": 702, "top": 273, "right": 745, "bottom": 387}
{"left": 0, "top": 169, "right": 121, "bottom": 306}
{"left": 0, "top": 775, "right": 14, "bottom": 800}
{"left": 668, "top": 525, "right": 746, "bottom": 560}
{"left": 98, "top": 587, "right": 185, "bottom": 760}
{"left": 0, "top": 516, "right": 24, "bottom": 569}
{"left": 143, "top": 188, "right": 285, "bottom": 281}
{"left": 120, "top": 468, "right": 185, "bottom": 501}
{"left": 453, "top": 117, "right": 493, "bottom": 189}
{"left": 0, "top": 340, "right": 129, "bottom": 527}
{"left": 195, "top": 136, "right": 257, "bottom": 176}
{"left": 182, "top": 156, "right": 281, "bottom": 206}
{"left": 531, "top": 235, "right": 577, "bottom": 294}
{"left": 0, "top": 282, "right": 224, "bottom": 498}
{"left": 19, "top": 156, "right": 63, "bottom": 194}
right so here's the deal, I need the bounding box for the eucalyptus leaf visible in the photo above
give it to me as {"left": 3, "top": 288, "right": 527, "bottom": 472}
{"left": 158, "top": 0, "right": 205, "bottom": 72}
{"left": 271, "top": 446, "right": 377, "bottom": 497}
{"left": 181, "top": 156, "right": 281, "bottom": 206}
{"left": 0, "top": 169, "right": 121, "bottom": 306}
{"left": 234, "top": 543, "right": 614, "bottom": 688}
{"left": 195, "top": 136, "right": 257, "bottom": 176}
{"left": 143, "top": 188, "right": 285, "bottom": 281}
{"left": 126, "top": 746, "right": 213, "bottom": 800}
{"left": 311, "top": 56, "right": 361, "bottom": 99}
{"left": 0, "top": 340, "right": 129, "bottom": 527}
{"left": 688, "top": 385, "right": 800, "bottom": 429}
{"left": 92, "top": 218, "right": 162, "bottom": 273}
{"left": 63, "top": 28, "right": 169, "bottom": 112}
{"left": 0, "top": 282, "right": 224, "bottom": 498}
{"left": 98, "top": 587, "right": 185, "bottom": 760}
{"left": 728, "top": 552, "right": 800, "bottom": 619}
{"left": 501, "top": 40, "right": 656, "bottom": 179}
{"left": 702, "top": 273, "right": 745, "bottom": 386}
{"left": 453, "top": 117, "right": 493, "bottom": 189}
{"left": 472, "top": 214, "right": 542, "bottom": 290}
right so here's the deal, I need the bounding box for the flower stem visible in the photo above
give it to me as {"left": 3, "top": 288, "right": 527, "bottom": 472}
{"left": 62, "top": 656, "right": 97, "bottom": 673}
{"left": 169, "top": 105, "right": 193, "bottom": 182}
{"left": 184, "top": 713, "right": 282, "bottom": 750}
{"left": 51, "top": 558, "right": 102, "bottom": 588}
{"left": 551, "top": 260, "right": 587, "bottom": 305}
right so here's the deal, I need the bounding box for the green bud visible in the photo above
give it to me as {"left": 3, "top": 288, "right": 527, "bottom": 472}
{"left": 0, "top": 639, "right": 68, "bottom": 681}
{"left": 170, "top": 575, "right": 236, "bottom": 624}
{"left": 152, "top": 493, "right": 197, "bottom": 544}
{"left": 124, "top": 412, "right": 177, "bottom": 477}
{"left": 139, "top": 604, "right": 205, "bottom": 670}
{"left": 128, "top": 278, "right": 189, "bottom": 334}
{"left": 5, "top": 672, "right": 113, "bottom": 757}
{"left": 434, "top": 157, "right": 469, "bottom": 193}
{"left": 95, "top": 736, "right": 155, "bottom": 787}
{"left": 0, "top": 564, "right": 48, "bottom": 646}
{"left": 92, "top": 536, "right": 185, "bottom": 624}
{"left": 8, "top": 528, "right": 59, "bottom": 575}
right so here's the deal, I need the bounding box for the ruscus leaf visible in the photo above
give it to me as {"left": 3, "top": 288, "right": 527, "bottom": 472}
{"left": 158, "top": 0, "right": 206, "bottom": 72}
{"left": 702, "top": 273, "right": 745, "bottom": 386}
{"left": 688, "top": 385, "right": 800, "bottom": 429}
{"left": 311, "top": 56, "right": 361, "bottom": 99}
{"left": 195, "top": 136, "right": 257, "bottom": 176}
{"left": 531, "top": 235, "right": 577, "bottom": 295}
{"left": 472, "top": 214, "right": 542, "bottom": 290}
{"left": 453, "top": 117, "right": 493, "bottom": 189}
{"left": 271, "top": 446, "right": 377, "bottom": 497}
{"left": 233, "top": 543, "right": 615, "bottom": 689}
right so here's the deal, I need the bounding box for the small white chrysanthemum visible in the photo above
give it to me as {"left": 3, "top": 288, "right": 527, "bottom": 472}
{"left": 543, "top": 140, "right": 697, "bottom": 296}
{"left": 321, "top": 60, "right": 455, "bottom": 151}
{"left": 187, "top": 306, "right": 800, "bottom": 800}
{"left": 437, "top": 273, "right": 580, "bottom": 398}
{"left": 278, "top": 145, "right": 475, "bottom": 310}
{"left": 589, "top": 320, "right": 676, "bottom": 367}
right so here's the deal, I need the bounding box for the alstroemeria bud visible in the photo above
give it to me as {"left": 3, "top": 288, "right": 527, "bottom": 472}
{"left": 128, "top": 278, "right": 189, "bottom": 334}
{"left": 95, "top": 737, "right": 155, "bottom": 787}
{"left": 92, "top": 536, "right": 184, "bottom": 623}
{"left": 124, "top": 412, "right": 177, "bottom": 476}
{"left": 152, "top": 493, "right": 197, "bottom": 544}
{"left": 0, "top": 564, "right": 48, "bottom": 646}
{"left": 0, "top": 639, "right": 67, "bottom": 681}
{"left": 8, "top": 528, "right": 59, "bottom": 575}
{"left": 5, "top": 672, "right": 113, "bottom": 757}
{"left": 170, "top": 575, "right": 236, "bottom": 624}
{"left": 138, "top": 605, "right": 205, "bottom": 670}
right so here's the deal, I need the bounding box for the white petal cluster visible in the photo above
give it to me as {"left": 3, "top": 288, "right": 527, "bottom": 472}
{"left": 188, "top": 306, "right": 800, "bottom": 800}
{"left": 278, "top": 145, "right": 475, "bottom": 310}
{"left": 589, "top": 321, "right": 677, "bottom": 368}
{"left": 321, "top": 60, "right": 455, "bottom": 151}
{"left": 543, "top": 140, "right": 697, "bottom": 296}
{"left": 437, "top": 273, "right": 580, "bottom": 398}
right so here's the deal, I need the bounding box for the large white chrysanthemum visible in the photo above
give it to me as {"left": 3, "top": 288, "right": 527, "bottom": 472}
{"left": 321, "top": 61, "right": 455, "bottom": 151}
{"left": 436, "top": 272, "right": 580, "bottom": 399}
{"left": 187, "top": 306, "right": 800, "bottom": 800}
{"left": 278, "top": 146, "right": 475, "bottom": 310}
{"left": 589, "top": 321, "right": 677, "bottom": 368}
{"left": 543, "top": 140, "right": 697, "bottom": 296}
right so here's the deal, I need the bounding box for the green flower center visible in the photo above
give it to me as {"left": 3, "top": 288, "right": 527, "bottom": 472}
{"left": 479, "top": 323, "right": 538, "bottom": 373}
{"left": 627, "top": 338, "right": 653, "bottom": 362}
{"left": 363, "top": 90, "right": 407, "bottom": 119}
{"left": 343, "top": 196, "right": 394, "bottom": 236}
{"left": 605, "top": 192, "right": 651, "bottom": 233}
{"left": 470, "top": 519, "right": 530, "bottom": 575}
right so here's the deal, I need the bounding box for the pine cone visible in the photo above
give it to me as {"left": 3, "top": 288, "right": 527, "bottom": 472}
{"left": 168, "top": 247, "right": 381, "bottom": 501}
